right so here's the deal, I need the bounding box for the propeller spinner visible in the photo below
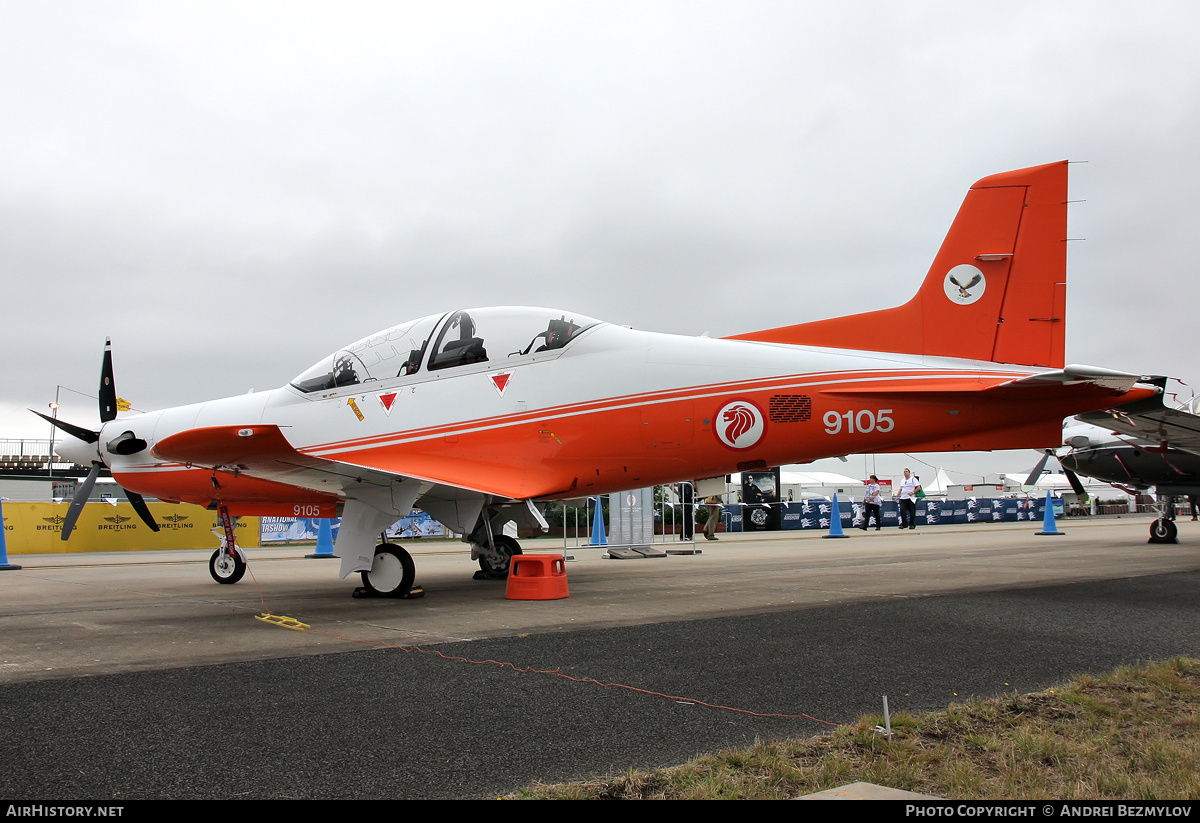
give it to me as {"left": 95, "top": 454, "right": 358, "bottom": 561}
{"left": 31, "top": 338, "right": 159, "bottom": 539}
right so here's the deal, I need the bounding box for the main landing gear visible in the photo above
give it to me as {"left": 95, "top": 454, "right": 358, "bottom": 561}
{"left": 360, "top": 542, "right": 418, "bottom": 597}
{"left": 474, "top": 534, "right": 522, "bottom": 580}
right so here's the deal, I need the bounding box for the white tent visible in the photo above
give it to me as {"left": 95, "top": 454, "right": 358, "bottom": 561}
{"left": 914, "top": 467, "right": 954, "bottom": 497}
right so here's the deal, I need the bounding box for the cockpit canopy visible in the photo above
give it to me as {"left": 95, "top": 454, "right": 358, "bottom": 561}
{"left": 290, "top": 307, "right": 601, "bottom": 393}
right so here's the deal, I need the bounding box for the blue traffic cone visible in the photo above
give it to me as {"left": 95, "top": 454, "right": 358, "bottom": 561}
{"left": 824, "top": 494, "right": 849, "bottom": 539}
{"left": 589, "top": 497, "right": 607, "bottom": 546}
{"left": 1036, "top": 491, "right": 1064, "bottom": 535}
{"left": 307, "top": 517, "right": 337, "bottom": 558}
{"left": 0, "top": 498, "right": 21, "bottom": 570}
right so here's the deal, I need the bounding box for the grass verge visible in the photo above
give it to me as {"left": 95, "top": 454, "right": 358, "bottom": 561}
{"left": 511, "top": 657, "right": 1200, "bottom": 800}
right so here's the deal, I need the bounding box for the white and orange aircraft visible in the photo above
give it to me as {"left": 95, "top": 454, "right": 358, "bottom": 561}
{"left": 41, "top": 161, "right": 1162, "bottom": 596}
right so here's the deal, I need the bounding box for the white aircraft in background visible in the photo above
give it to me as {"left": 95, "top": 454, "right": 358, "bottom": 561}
{"left": 1061, "top": 393, "right": 1200, "bottom": 542}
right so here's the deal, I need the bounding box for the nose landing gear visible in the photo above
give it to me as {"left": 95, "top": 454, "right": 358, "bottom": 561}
{"left": 209, "top": 504, "right": 247, "bottom": 583}
{"left": 1149, "top": 517, "right": 1178, "bottom": 544}
{"left": 209, "top": 548, "right": 246, "bottom": 583}
{"left": 1149, "top": 495, "right": 1180, "bottom": 544}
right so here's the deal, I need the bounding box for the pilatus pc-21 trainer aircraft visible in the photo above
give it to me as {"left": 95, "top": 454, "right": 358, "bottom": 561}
{"left": 42, "top": 161, "right": 1161, "bottom": 596}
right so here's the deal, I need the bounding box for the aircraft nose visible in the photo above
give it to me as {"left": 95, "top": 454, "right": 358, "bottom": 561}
{"left": 54, "top": 435, "right": 100, "bottom": 467}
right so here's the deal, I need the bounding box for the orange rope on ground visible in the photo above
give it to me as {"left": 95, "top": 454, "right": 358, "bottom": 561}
{"left": 245, "top": 561, "right": 268, "bottom": 612}
{"left": 267, "top": 620, "right": 842, "bottom": 727}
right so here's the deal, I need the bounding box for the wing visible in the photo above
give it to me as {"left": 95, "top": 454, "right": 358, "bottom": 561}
{"left": 150, "top": 423, "right": 569, "bottom": 524}
{"left": 152, "top": 424, "right": 516, "bottom": 578}
{"left": 151, "top": 424, "right": 563, "bottom": 500}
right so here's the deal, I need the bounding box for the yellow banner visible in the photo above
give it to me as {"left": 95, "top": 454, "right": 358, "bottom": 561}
{"left": 1, "top": 502, "right": 260, "bottom": 554}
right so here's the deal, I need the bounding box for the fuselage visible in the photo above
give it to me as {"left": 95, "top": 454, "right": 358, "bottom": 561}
{"left": 54, "top": 310, "right": 1152, "bottom": 516}
{"left": 1060, "top": 423, "right": 1200, "bottom": 496}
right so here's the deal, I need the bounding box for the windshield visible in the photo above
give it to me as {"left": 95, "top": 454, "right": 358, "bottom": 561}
{"left": 290, "top": 313, "right": 444, "bottom": 393}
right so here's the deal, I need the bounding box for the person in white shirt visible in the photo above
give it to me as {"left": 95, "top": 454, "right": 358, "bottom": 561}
{"left": 861, "top": 475, "right": 882, "bottom": 531}
{"left": 897, "top": 468, "right": 921, "bottom": 530}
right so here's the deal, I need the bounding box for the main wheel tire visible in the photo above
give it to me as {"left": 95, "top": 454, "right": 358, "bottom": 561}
{"left": 361, "top": 543, "right": 416, "bottom": 596}
{"left": 1149, "top": 519, "right": 1178, "bottom": 543}
{"left": 209, "top": 549, "right": 246, "bottom": 584}
{"left": 478, "top": 534, "right": 522, "bottom": 577}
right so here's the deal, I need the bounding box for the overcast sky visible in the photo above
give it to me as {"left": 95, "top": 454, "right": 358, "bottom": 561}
{"left": 2, "top": 1, "right": 1197, "bottom": 482}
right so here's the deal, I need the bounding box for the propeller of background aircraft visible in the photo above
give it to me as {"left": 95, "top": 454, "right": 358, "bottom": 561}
{"left": 1024, "top": 446, "right": 1089, "bottom": 498}
{"left": 30, "top": 339, "right": 159, "bottom": 539}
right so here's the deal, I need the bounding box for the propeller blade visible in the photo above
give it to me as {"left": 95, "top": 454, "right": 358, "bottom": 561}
{"left": 123, "top": 489, "right": 160, "bottom": 532}
{"left": 29, "top": 410, "right": 99, "bottom": 444}
{"left": 1064, "top": 467, "right": 1087, "bottom": 497}
{"left": 1025, "top": 450, "right": 1052, "bottom": 487}
{"left": 100, "top": 337, "right": 117, "bottom": 424}
{"left": 62, "top": 462, "right": 101, "bottom": 541}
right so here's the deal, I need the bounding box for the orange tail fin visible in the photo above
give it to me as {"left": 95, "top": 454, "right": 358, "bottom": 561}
{"left": 728, "top": 160, "right": 1068, "bottom": 368}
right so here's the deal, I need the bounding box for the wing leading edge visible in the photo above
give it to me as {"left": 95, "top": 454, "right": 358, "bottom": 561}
{"left": 151, "top": 424, "right": 525, "bottom": 499}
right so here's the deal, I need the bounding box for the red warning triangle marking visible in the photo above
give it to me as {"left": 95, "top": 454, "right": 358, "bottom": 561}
{"left": 378, "top": 392, "right": 398, "bottom": 415}
{"left": 490, "top": 373, "right": 511, "bottom": 396}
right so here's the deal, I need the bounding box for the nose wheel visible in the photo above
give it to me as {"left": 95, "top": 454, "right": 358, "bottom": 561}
{"left": 1149, "top": 518, "right": 1178, "bottom": 544}
{"left": 209, "top": 549, "right": 246, "bottom": 584}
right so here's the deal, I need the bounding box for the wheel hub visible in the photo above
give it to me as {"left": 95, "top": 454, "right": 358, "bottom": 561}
{"left": 369, "top": 552, "right": 406, "bottom": 592}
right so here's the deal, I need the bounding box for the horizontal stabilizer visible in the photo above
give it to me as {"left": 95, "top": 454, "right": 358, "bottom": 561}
{"left": 1001, "top": 365, "right": 1145, "bottom": 395}
{"left": 824, "top": 367, "right": 1145, "bottom": 398}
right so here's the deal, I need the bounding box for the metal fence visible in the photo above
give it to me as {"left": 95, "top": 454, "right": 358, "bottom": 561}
{"left": 561, "top": 484, "right": 699, "bottom": 553}
{"left": 0, "top": 439, "right": 54, "bottom": 457}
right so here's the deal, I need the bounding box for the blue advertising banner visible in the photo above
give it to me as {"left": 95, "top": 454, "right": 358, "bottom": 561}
{"left": 724, "top": 498, "right": 1062, "bottom": 533}
{"left": 261, "top": 517, "right": 339, "bottom": 542}
{"left": 260, "top": 510, "right": 445, "bottom": 543}
{"left": 389, "top": 511, "right": 446, "bottom": 539}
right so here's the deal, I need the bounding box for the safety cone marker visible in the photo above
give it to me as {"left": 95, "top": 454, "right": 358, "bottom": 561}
{"left": 1035, "top": 491, "right": 1064, "bottom": 535}
{"left": 0, "top": 498, "right": 21, "bottom": 570}
{"left": 589, "top": 497, "right": 607, "bottom": 546}
{"left": 307, "top": 517, "right": 337, "bottom": 558}
{"left": 824, "top": 493, "right": 849, "bottom": 539}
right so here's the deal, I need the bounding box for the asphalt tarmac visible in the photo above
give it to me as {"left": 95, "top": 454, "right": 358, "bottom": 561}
{"left": 1, "top": 517, "right": 1198, "bottom": 799}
